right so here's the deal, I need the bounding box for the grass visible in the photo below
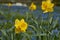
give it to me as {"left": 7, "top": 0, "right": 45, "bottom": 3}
{"left": 0, "top": 6, "right": 60, "bottom": 40}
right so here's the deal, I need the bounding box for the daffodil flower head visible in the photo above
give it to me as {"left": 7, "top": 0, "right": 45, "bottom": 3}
{"left": 29, "top": 2, "right": 36, "bottom": 11}
{"left": 15, "top": 19, "right": 28, "bottom": 34}
{"left": 41, "top": 0, "right": 54, "bottom": 13}
{"left": 8, "top": 3, "right": 12, "bottom": 7}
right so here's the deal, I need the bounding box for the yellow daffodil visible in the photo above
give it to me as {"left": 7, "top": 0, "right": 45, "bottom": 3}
{"left": 41, "top": 0, "right": 54, "bottom": 13}
{"left": 15, "top": 19, "right": 28, "bottom": 34}
{"left": 8, "top": 3, "right": 12, "bottom": 7}
{"left": 29, "top": 2, "right": 36, "bottom": 11}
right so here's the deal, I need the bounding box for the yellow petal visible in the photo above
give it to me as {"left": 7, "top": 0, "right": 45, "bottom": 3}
{"left": 20, "top": 19, "right": 28, "bottom": 32}
{"left": 15, "top": 19, "right": 20, "bottom": 28}
{"left": 20, "top": 19, "right": 24, "bottom": 22}
{"left": 8, "top": 3, "right": 12, "bottom": 6}
{"left": 48, "top": 8, "right": 53, "bottom": 12}
{"left": 14, "top": 19, "right": 28, "bottom": 33}
{"left": 43, "top": 10, "right": 48, "bottom": 13}
{"left": 51, "top": 3, "right": 54, "bottom": 8}
{"left": 41, "top": 0, "right": 54, "bottom": 13}
{"left": 20, "top": 23, "right": 28, "bottom": 30}
{"left": 29, "top": 2, "right": 36, "bottom": 10}
{"left": 41, "top": 1, "right": 47, "bottom": 10}
{"left": 15, "top": 28, "right": 20, "bottom": 34}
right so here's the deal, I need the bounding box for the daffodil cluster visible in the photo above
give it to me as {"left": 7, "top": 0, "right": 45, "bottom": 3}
{"left": 29, "top": 0, "right": 54, "bottom": 13}
{"left": 14, "top": 0, "right": 54, "bottom": 34}
{"left": 7, "top": 0, "right": 54, "bottom": 13}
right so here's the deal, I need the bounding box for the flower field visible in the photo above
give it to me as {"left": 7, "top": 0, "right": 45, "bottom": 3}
{"left": 0, "top": 0, "right": 60, "bottom": 40}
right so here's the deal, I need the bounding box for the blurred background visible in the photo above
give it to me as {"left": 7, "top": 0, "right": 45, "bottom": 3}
{"left": 0, "top": 0, "right": 60, "bottom": 6}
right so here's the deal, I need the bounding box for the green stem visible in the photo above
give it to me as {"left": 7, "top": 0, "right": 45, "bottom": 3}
{"left": 23, "top": 32, "right": 31, "bottom": 40}
{"left": 29, "top": 25, "right": 38, "bottom": 32}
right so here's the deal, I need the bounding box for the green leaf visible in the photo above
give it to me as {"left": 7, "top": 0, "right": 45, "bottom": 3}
{"left": 11, "top": 33, "right": 14, "bottom": 40}
{"left": 49, "top": 17, "right": 53, "bottom": 24}
{"left": 26, "top": 12, "right": 29, "bottom": 21}
{"left": 1, "top": 30, "right": 7, "bottom": 36}
{"left": 7, "top": 26, "right": 14, "bottom": 32}
{"left": 29, "top": 25, "right": 37, "bottom": 32}
{"left": 23, "top": 32, "right": 31, "bottom": 40}
{"left": 53, "top": 17, "right": 59, "bottom": 28}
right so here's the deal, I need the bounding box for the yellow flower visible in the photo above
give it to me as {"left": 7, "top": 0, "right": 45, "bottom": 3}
{"left": 41, "top": 0, "right": 54, "bottom": 13}
{"left": 15, "top": 19, "right": 28, "bottom": 34}
{"left": 29, "top": 2, "right": 36, "bottom": 11}
{"left": 8, "top": 3, "right": 12, "bottom": 7}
